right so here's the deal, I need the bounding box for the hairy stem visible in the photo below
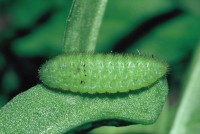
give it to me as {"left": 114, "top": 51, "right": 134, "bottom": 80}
{"left": 63, "top": 0, "right": 107, "bottom": 53}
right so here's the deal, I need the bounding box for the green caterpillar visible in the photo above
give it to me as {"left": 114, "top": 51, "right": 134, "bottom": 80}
{"left": 39, "top": 53, "right": 168, "bottom": 94}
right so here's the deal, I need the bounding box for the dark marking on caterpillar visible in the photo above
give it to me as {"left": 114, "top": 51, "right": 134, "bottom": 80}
{"left": 80, "top": 80, "right": 85, "bottom": 84}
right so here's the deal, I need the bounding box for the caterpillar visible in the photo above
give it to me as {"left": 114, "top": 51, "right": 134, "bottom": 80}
{"left": 39, "top": 53, "right": 168, "bottom": 94}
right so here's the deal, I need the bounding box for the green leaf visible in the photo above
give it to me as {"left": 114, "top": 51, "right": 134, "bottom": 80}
{"left": 89, "top": 102, "right": 171, "bottom": 134}
{"left": 176, "top": 0, "right": 200, "bottom": 16}
{"left": 8, "top": 0, "right": 70, "bottom": 28}
{"left": 96, "top": 0, "right": 175, "bottom": 52}
{"left": 128, "top": 15, "right": 200, "bottom": 64}
{"left": 11, "top": 0, "right": 73, "bottom": 57}
{"left": 170, "top": 44, "right": 200, "bottom": 134}
{"left": 0, "top": 77, "right": 168, "bottom": 133}
{"left": 11, "top": 13, "right": 66, "bottom": 57}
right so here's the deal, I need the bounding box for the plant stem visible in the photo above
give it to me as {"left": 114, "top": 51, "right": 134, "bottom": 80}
{"left": 170, "top": 43, "right": 200, "bottom": 134}
{"left": 63, "top": 0, "right": 107, "bottom": 53}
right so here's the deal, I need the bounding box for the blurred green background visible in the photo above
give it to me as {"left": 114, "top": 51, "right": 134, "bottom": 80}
{"left": 0, "top": 0, "right": 200, "bottom": 133}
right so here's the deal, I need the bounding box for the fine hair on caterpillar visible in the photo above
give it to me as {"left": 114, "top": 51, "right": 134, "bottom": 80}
{"left": 39, "top": 53, "right": 168, "bottom": 94}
